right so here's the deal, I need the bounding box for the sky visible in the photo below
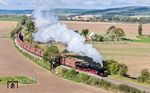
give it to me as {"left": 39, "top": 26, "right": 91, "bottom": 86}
{"left": 0, "top": 0, "right": 150, "bottom": 10}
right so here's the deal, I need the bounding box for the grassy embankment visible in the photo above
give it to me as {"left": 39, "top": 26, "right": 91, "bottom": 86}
{"left": 0, "top": 76, "right": 36, "bottom": 85}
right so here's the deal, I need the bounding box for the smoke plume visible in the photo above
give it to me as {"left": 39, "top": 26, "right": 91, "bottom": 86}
{"left": 33, "top": 1, "right": 103, "bottom": 66}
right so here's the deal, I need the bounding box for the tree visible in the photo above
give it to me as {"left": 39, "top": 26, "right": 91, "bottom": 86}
{"left": 43, "top": 46, "right": 60, "bottom": 62}
{"left": 106, "top": 26, "right": 125, "bottom": 41}
{"left": 138, "top": 24, "right": 143, "bottom": 36}
{"left": 25, "top": 18, "right": 35, "bottom": 32}
{"left": 20, "top": 15, "right": 26, "bottom": 25}
{"left": 23, "top": 26, "right": 32, "bottom": 43}
{"left": 26, "top": 33, "right": 33, "bottom": 44}
{"left": 103, "top": 60, "right": 128, "bottom": 76}
{"left": 82, "top": 29, "right": 89, "bottom": 38}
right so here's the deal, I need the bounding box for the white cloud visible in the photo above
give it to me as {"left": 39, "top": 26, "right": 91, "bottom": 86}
{"left": 0, "top": 0, "right": 150, "bottom": 10}
{"left": 0, "top": 0, "right": 9, "bottom": 5}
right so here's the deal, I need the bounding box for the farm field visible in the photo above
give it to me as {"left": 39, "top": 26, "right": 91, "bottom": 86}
{"left": 92, "top": 42, "right": 150, "bottom": 77}
{"left": 63, "top": 21, "right": 150, "bottom": 39}
{"left": 63, "top": 21, "right": 150, "bottom": 77}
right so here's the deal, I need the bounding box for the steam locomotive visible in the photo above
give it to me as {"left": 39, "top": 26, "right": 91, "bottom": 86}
{"left": 57, "top": 55, "right": 106, "bottom": 77}
{"left": 16, "top": 32, "right": 106, "bottom": 77}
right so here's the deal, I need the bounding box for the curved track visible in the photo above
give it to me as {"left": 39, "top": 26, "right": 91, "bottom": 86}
{"left": 0, "top": 21, "right": 113, "bottom": 93}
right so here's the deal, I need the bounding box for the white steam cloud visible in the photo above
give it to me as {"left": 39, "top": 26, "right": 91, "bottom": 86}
{"left": 33, "top": 1, "right": 103, "bottom": 66}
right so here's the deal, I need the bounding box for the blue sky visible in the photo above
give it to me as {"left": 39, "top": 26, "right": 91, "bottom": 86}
{"left": 0, "top": 0, "right": 150, "bottom": 10}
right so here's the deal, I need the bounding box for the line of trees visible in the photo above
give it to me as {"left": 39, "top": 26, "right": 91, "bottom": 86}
{"left": 64, "top": 15, "right": 150, "bottom": 24}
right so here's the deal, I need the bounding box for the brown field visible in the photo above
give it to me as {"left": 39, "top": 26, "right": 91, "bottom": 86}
{"left": 92, "top": 42, "right": 150, "bottom": 77}
{"left": 0, "top": 21, "right": 113, "bottom": 93}
{"left": 63, "top": 21, "right": 150, "bottom": 77}
{"left": 63, "top": 21, "right": 150, "bottom": 39}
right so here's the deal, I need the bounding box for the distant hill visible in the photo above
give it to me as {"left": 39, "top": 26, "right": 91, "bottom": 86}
{"left": 1, "top": 6, "right": 150, "bottom": 16}
{"left": 0, "top": 9, "right": 33, "bottom": 15}
{"left": 82, "top": 6, "right": 150, "bottom": 16}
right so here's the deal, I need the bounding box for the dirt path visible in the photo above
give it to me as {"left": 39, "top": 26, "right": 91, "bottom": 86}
{"left": 0, "top": 22, "right": 114, "bottom": 93}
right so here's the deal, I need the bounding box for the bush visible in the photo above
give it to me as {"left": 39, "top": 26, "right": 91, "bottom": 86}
{"left": 103, "top": 60, "right": 128, "bottom": 76}
{"left": 93, "top": 34, "right": 104, "bottom": 42}
{"left": 43, "top": 46, "right": 60, "bottom": 62}
{"left": 77, "top": 73, "right": 90, "bottom": 83}
{"left": 63, "top": 69, "right": 77, "bottom": 79}
{"left": 86, "top": 77, "right": 97, "bottom": 85}
{"left": 10, "top": 24, "right": 21, "bottom": 39}
{"left": 55, "top": 67, "right": 117, "bottom": 90}
{"left": 138, "top": 69, "right": 150, "bottom": 83}
{"left": 119, "top": 84, "right": 142, "bottom": 93}
{"left": 81, "top": 29, "right": 89, "bottom": 38}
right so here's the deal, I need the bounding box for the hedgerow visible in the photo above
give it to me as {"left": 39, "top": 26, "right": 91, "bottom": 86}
{"left": 54, "top": 67, "right": 147, "bottom": 93}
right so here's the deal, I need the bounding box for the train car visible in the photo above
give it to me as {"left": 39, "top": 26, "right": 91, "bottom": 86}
{"left": 60, "top": 57, "right": 79, "bottom": 68}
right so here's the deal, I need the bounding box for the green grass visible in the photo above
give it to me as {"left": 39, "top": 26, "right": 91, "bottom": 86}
{"left": 14, "top": 76, "right": 37, "bottom": 84}
{"left": 131, "top": 35, "right": 150, "bottom": 43}
{"left": 132, "top": 38, "right": 150, "bottom": 43}
{"left": 0, "top": 17, "right": 20, "bottom": 21}
{"left": 0, "top": 76, "right": 36, "bottom": 85}
{"left": 111, "top": 75, "right": 150, "bottom": 87}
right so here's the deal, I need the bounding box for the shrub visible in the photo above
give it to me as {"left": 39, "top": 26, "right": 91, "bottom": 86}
{"left": 43, "top": 46, "right": 60, "bottom": 62}
{"left": 119, "top": 84, "right": 142, "bottom": 93}
{"left": 118, "top": 63, "right": 128, "bottom": 76}
{"left": 63, "top": 69, "right": 77, "bottom": 79}
{"left": 86, "top": 77, "right": 97, "bottom": 85}
{"left": 81, "top": 29, "right": 89, "bottom": 38}
{"left": 98, "top": 79, "right": 112, "bottom": 89}
{"left": 77, "top": 73, "right": 90, "bottom": 83}
{"left": 54, "top": 67, "right": 117, "bottom": 90}
{"left": 103, "top": 60, "right": 128, "bottom": 76}
{"left": 93, "top": 34, "right": 104, "bottom": 42}
{"left": 138, "top": 69, "right": 150, "bottom": 83}
{"left": 10, "top": 24, "right": 21, "bottom": 39}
